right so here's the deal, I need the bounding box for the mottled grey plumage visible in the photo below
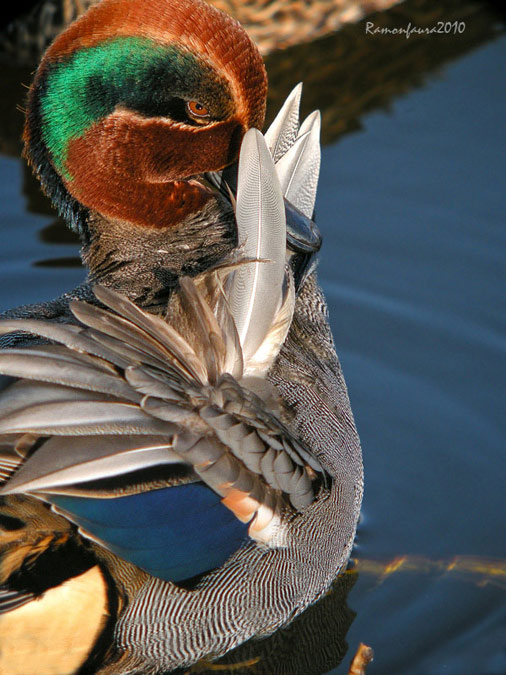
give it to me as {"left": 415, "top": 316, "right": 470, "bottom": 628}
{"left": 0, "top": 197, "right": 237, "bottom": 346}
{"left": 0, "top": 265, "right": 318, "bottom": 513}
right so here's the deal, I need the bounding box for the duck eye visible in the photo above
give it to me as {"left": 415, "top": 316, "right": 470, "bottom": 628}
{"left": 186, "top": 100, "right": 211, "bottom": 121}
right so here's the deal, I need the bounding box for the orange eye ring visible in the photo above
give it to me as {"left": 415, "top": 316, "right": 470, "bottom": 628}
{"left": 186, "top": 100, "right": 210, "bottom": 120}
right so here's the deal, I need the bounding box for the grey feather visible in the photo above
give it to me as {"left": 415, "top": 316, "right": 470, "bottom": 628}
{"left": 0, "top": 350, "right": 141, "bottom": 403}
{"left": 177, "top": 276, "right": 225, "bottom": 384}
{"left": 84, "top": 328, "right": 172, "bottom": 373}
{"left": 2, "top": 436, "right": 180, "bottom": 495}
{"left": 0, "top": 381, "right": 115, "bottom": 420}
{"left": 214, "top": 276, "right": 244, "bottom": 379}
{"left": 243, "top": 269, "right": 295, "bottom": 379}
{"left": 0, "top": 400, "right": 171, "bottom": 436}
{"left": 0, "top": 138, "right": 323, "bottom": 514}
{"left": 124, "top": 366, "right": 185, "bottom": 401}
{"left": 93, "top": 286, "right": 206, "bottom": 382}
{"left": 0, "top": 318, "right": 130, "bottom": 370}
{"left": 72, "top": 297, "right": 206, "bottom": 385}
{"left": 0, "top": 272, "right": 322, "bottom": 514}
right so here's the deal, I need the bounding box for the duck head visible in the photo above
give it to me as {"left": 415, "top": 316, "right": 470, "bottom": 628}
{"left": 23, "top": 0, "right": 267, "bottom": 303}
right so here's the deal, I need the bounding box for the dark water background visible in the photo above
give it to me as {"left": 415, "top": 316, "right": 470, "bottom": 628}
{"left": 0, "top": 2, "right": 504, "bottom": 673}
{"left": 319, "top": 29, "right": 506, "bottom": 675}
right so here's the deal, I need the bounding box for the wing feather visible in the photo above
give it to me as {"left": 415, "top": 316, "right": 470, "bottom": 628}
{"left": 228, "top": 129, "right": 286, "bottom": 365}
{"left": 2, "top": 435, "right": 179, "bottom": 495}
{"left": 0, "top": 120, "right": 324, "bottom": 566}
{"left": 275, "top": 110, "right": 321, "bottom": 219}
{"left": 0, "top": 400, "right": 171, "bottom": 436}
{"left": 0, "top": 349, "right": 141, "bottom": 403}
{"left": 264, "top": 83, "right": 302, "bottom": 163}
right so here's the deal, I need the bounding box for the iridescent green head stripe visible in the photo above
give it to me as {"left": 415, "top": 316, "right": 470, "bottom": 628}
{"left": 40, "top": 36, "right": 233, "bottom": 179}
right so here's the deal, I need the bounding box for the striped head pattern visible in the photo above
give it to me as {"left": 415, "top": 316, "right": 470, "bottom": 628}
{"left": 23, "top": 0, "right": 267, "bottom": 233}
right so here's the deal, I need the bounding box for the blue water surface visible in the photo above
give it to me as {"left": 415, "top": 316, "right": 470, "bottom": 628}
{"left": 318, "top": 33, "right": 505, "bottom": 675}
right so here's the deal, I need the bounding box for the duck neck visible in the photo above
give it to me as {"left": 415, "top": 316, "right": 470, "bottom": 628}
{"left": 81, "top": 196, "right": 236, "bottom": 311}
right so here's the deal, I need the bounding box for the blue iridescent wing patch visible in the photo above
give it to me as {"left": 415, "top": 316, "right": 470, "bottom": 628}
{"left": 52, "top": 483, "right": 248, "bottom": 581}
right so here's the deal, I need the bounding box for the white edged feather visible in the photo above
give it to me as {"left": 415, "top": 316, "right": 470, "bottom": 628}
{"left": 227, "top": 129, "right": 286, "bottom": 366}
{"left": 243, "top": 271, "right": 295, "bottom": 378}
{"left": 1, "top": 436, "right": 180, "bottom": 495}
{"left": 264, "top": 83, "right": 302, "bottom": 163}
{"left": 275, "top": 110, "right": 321, "bottom": 219}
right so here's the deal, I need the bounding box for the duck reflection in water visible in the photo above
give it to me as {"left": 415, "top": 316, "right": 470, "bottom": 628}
{"left": 0, "top": 0, "right": 363, "bottom": 672}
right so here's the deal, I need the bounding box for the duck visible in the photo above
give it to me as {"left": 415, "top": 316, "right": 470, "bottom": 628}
{"left": 0, "top": 488, "right": 359, "bottom": 674}
{"left": 21, "top": 0, "right": 266, "bottom": 311}
{"left": 0, "top": 0, "right": 363, "bottom": 671}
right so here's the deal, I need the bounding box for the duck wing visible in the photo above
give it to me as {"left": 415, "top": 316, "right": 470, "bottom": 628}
{"left": 0, "top": 132, "right": 322, "bottom": 582}
{"left": 0, "top": 285, "right": 318, "bottom": 580}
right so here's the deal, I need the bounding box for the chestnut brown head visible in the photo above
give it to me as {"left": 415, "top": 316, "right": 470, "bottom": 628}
{"left": 24, "top": 0, "right": 267, "bottom": 236}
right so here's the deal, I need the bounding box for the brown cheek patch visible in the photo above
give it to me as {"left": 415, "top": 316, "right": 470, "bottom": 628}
{"left": 67, "top": 109, "right": 241, "bottom": 183}
{"left": 63, "top": 109, "right": 239, "bottom": 228}
{"left": 45, "top": 0, "right": 267, "bottom": 130}
{"left": 144, "top": 118, "right": 242, "bottom": 181}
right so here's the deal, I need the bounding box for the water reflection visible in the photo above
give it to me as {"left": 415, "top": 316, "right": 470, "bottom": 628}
{"left": 265, "top": 0, "right": 504, "bottom": 144}
{"left": 2, "top": 3, "right": 503, "bottom": 147}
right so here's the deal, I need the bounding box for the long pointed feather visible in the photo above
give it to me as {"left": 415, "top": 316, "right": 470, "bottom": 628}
{"left": 244, "top": 270, "right": 296, "bottom": 378}
{"left": 83, "top": 327, "right": 178, "bottom": 374}
{"left": 275, "top": 110, "right": 321, "bottom": 219}
{"left": 124, "top": 366, "right": 185, "bottom": 401}
{"left": 177, "top": 277, "right": 226, "bottom": 384}
{"left": 71, "top": 301, "right": 205, "bottom": 386}
{"left": 0, "top": 381, "right": 122, "bottom": 426}
{"left": 82, "top": 289, "right": 208, "bottom": 385}
{"left": 0, "top": 400, "right": 172, "bottom": 436}
{"left": 0, "top": 318, "right": 131, "bottom": 370}
{"left": 2, "top": 436, "right": 180, "bottom": 495}
{"left": 298, "top": 108, "right": 320, "bottom": 137}
{"left": 0, "top": 350, "right": 141, "bottom": 403}
{"left": 264, "top": 83, "right": 302, "bottom": 163}
{"left": 93, "top": 286, "right": 207, "bottom": 383}
{"left": 228, "top": 129, "right": 286, "bottom": 365}
{"left": 212, "top": 273, "right": 244, "bottom": 380}
{"left": 71, "top": 301, "right": 179, "bottom": 366}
